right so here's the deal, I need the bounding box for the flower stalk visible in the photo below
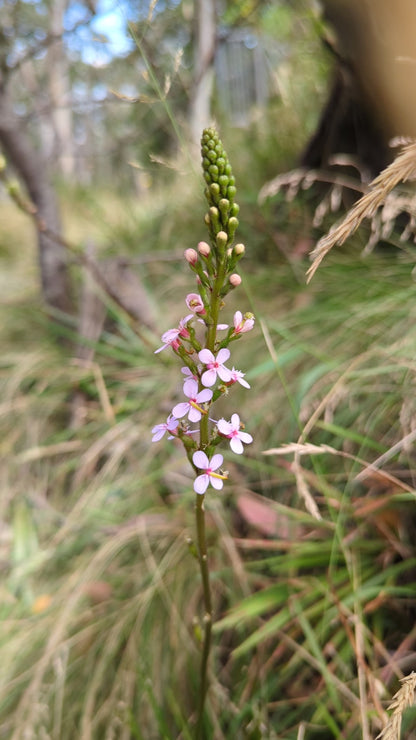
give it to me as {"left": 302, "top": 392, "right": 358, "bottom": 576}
{"left": 152, "top": 127, "right": 255, "bottom": 736}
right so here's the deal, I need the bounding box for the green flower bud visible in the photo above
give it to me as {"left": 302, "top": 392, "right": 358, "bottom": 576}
{"left": 209, "top": 206, "right": 221, "bottom": 232}
{"left": 230, "top": 203, "right": 240, "bottom": 217}
{"left": 208, "top": 164, "right": 219, "bottom": 180}
{"left": 209, "top": 182, "right": 220, "bottom": 200}
{"left": 218, "top": 198, "right": 230, "bottom": 223}
{"left": 227, "top": 216, "right": 239, "bottom": 240}
{"left": 216, "top": 231, "right": 228, "bottom": 250}
{"left": 227, "top": 185, "right": 237, "bottom": 200}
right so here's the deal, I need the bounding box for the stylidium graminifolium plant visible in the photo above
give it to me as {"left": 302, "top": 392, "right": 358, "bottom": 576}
{"left": 152, "top": 127, "right": 254, "bottom": 494}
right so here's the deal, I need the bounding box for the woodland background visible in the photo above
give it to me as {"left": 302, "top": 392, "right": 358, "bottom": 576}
{"left": 1, "top": 1, "right": 416, "bottom": 738}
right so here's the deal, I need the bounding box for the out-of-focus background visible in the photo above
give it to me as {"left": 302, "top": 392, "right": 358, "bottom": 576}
{"left": 2, "top": 1, "right": 416, "bottom": 738}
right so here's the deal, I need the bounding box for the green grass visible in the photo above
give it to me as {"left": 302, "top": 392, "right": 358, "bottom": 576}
{"left": 1, "top": 168, "right": 416, "bottom": 739}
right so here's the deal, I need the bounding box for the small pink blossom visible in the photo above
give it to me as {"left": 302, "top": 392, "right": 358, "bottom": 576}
{"left": 233, "top": 311, "right": 255, "bottom": 335}
{"left": 186, "top": 293, "right": 206, "bottom": 314}
{"left": 151, "top": 415, "right": 179, "bottom": 442}
{"left": 198, "top": 348, "right": 232, "bottom": 387}
{"left": 217, "top": 413, "right": 253, "bottom": 454}
{"left": 192, "top": 450, "right": 227, "bottom": 494}
{"left": 228, "top": 367, "right": 250, "bottom": 389}
{"left": 155, "top": 315, "right": 193, "bottom": 353}
{"left": 172, "top": 379, "right": 213, "bottom": 422}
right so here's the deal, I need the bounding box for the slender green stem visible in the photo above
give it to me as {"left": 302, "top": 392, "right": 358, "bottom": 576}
{"left": 195, "top": 492, "right": 212, "bottom": 739}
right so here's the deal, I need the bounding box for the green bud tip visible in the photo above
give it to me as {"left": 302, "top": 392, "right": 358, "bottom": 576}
{"left": 216, "top": 231, "right": 228, "bottom": 249}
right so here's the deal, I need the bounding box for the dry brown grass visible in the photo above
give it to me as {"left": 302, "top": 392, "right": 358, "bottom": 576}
{"left": 377, "top": 672, "right": 416, "bottom": 740}
{"left": 307, "top": 142, "right": 416, "bottom": 281}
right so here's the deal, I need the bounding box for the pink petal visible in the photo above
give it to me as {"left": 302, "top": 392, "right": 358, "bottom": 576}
{"left": 234, "top": 311, "right": 243, "bottom": 328}
{"left": 193, "top": 450, "right": 209, "bottom": 469}
{"left": 199, "top": 348, "right": 215, "bottom": 364}
{"left": 172, "top": 402, "right": 189, "bottom": 418}
{"left": 196, "top": 389, "right": 213, "bottom": 404}
{"left": 201, "top": 369, "right": 216, "bottom": 387}
{"left": 183, "top": 378, "right": 198, "bottom": 398}
{"left": 216, "top": 348, "right": 230, "bottom": 364}
{"left": 188, "top": 406, "right": 202, "bottom": 423}
{"left": 151, "top": 427, "right": 166, "bottom": 442}
{"left": 239, "top": 431, "right": 253, "bottom": 444}
{"left": 237, "top": 376, "right": 250, "bottom": 389}
{"left": 230, "top": 413, "right": 240, "bottom": 428}
{"left": 217, "top": 366, "right": 232, "bottom": 382}
{"left": 210, "top": 476, "right": 224, "bottom": 491}
{"left": 217, "top": 418, "right": 231, "bottom": 435}
{"left": 230, "top": 437, "right": 244, "bottom": 454}
{"left": 194, "top": 474, "right": 209, "bottom": 494}
{"left": 210, "top": 453, "right": 223, "bottom": 471}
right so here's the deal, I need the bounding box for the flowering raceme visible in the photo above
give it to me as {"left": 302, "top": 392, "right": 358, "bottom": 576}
{"left": 152, "top": 126, "right": 255, "bottom": 496}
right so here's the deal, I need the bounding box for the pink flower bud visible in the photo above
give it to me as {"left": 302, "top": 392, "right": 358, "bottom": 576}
{"left": 229, "top": 273, "right": 241, "bottom": 287}
{"left": 186, "top": 293, "right": 206, "bottom": 314}
{"left": 184, "top": 248, "right": 198, "bottom": 265}
{"left": 198, "top": 241, "right": 211, "bottom": 257}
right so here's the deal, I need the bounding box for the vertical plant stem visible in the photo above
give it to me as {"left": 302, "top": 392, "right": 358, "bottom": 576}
{"left": 195, "top": 492, "right": 212, "bottom": 739}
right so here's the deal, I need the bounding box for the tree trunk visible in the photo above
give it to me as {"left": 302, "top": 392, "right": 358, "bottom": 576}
{"left": 302, "top": 0, "right": 416, "bottom": 177}
{"left": 48, "top": 0, "right": 75, "bottom": 179}
{"left": 189, "top": 0, "right": 217, "bottom": 150}
{"left": 0, "top": 75, "right": 72, "bottom": 313}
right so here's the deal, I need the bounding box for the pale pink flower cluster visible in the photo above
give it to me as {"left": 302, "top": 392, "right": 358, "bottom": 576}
{"left": 153, "top": 277, "right": 255, "bottom": 494}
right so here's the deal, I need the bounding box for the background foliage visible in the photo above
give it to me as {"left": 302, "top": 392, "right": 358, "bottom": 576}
{"left": 1, "top": 1, "right": 415, "bottom": 739}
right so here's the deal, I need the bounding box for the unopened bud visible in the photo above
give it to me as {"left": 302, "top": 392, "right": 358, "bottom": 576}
{"left": 227, "top": 216, "right": 239, "bottom": 240}
{"left": 184, "top": 248, "right": 198, "bottom": 265}
{"left": 234, "top": 243, "right": 245, "bottom": 256}
{"left": 229, "top": 273, "right": 241, "bottom": 287}
{"left": 198, "top": 241, "right": 211, "bottom": 257}
{"left": 216, "top": 231, "right": 228, "bottom": 250}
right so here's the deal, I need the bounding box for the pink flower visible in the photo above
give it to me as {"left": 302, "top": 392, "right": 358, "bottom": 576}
{"left": 172, "top": 379, "right": 213, "bottom": 422}
{"left": 186, "top": 293, "right": 206, "bottom": 314}
{"left": 228, "top": 367, "right": 250, "bottom": 389}
{"left": 233, "top": 311, "right": 255, "bottom": 335}
{"left": 192, "top": 450, "right": 227, "bottom": 494}
{"left": 217, "top": 413, "right": 253, "bottom": 454}
{"left": 155, "top": 315, "right": 193, "bottom": 353}
{"left": 151, "top": 415, "right": 179, "bottom": 442}
{"left": 198, "top": 348, "right": 232, "bottom": 387}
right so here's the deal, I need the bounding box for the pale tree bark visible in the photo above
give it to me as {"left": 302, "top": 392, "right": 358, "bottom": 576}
{"left": 189, "top": 0, "right": 217, "bottom": 150}
{"left": 48, "top": 0, "right": 75, "bottom": 178}
{"left": 0, "top": 74, "right": 72, "bottom": 313}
